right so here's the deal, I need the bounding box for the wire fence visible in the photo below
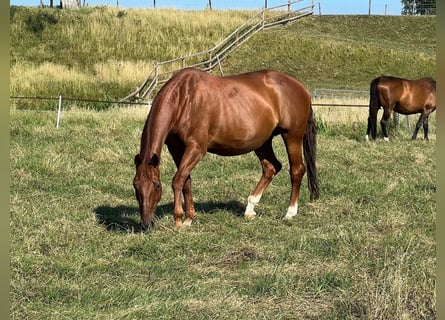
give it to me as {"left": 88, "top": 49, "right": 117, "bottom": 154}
{"left": 10, "top": 95, "right": 418, "bottom": 134}
{"left": 10, "top": 88, "right": 371, "bottom": 112}
{"left": 11, "top": 90, "right": 425, "bottom": 133}
{"left": 401, "top": 2, "right": 436, "bottom": 15}
{"left": 39, "top": 0, "right": 435, "bottom": 15}
{"left": 53, "top": 0, "right": 312, "bottom": 10}
{"left": 9, "top": 88, "right": 369, "bottom": 127}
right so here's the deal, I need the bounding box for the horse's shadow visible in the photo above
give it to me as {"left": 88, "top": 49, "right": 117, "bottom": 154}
{"left": 94, "top": 200, "right": 245, "bottom": 233}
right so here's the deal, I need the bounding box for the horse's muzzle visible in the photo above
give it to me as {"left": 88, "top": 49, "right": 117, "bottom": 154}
{"left": 140, "top": 216, "right": 156, "bottom": 230}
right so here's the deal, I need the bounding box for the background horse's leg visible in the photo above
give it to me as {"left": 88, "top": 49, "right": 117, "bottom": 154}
{"left": 380, "top": 107, "right": 392, "bottom": 141}
{"left": 244, "top": 138, "right": 282, "bottom": 219}
{"left": 412, "top": 111, "right": 429, "bottom": 140}
{"left": 365, "top": 117, "right": 372, "bottom": 140}
{"left": 423, "top": 116, "right": 430, "bottom": 141}
{"left": 366, "top": 108, "right": 379, "bottom": 140}
{"left": 281, "top": 134, "right": 305, "bottom": 220}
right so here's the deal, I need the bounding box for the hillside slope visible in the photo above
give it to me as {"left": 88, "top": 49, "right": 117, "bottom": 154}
{"left": 225, "top": 15, "right": 436, "bottom": 89}
{"left": 9, "top": 6, "right": 435, "bottom": 108}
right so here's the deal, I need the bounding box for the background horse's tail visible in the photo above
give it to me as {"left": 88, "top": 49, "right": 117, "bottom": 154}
{"left": 303, "top": 105, "right": 319, "bottom": 201}
{"left": 367, "top": 76, "right": 381, "bottom": 139}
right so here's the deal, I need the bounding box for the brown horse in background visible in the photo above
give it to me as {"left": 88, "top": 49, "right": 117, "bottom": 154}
{"left": 365, "top": 75, "right": 436, "bottom": 141}
{"left": 133, "top": 68, "right": 319, "bottom": 229}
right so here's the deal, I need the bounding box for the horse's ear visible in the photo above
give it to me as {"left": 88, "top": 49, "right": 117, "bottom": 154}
{"left": 134, "top": 154, "right": 142, "bottom": 166}
{"left": 149, "top": 154, "right": 159, "bottom": 167}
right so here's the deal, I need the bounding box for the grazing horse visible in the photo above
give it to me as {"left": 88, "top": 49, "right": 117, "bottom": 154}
{"left": 365, "top": 75, "right": 436, "bottom": 141}
{"left": 133, "top": 68, "right": 319, "bottom": 229}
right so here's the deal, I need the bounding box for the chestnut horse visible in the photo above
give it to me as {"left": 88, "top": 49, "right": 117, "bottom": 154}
{"left": 365, "top": 75, "right": 436, "bottom": 141}
{"left": 133, "top": 68, "right": 319, "bottom": 229}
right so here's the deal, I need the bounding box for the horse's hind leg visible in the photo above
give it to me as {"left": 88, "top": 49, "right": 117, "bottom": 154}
{"left": 281, "top": 134, "right": 306, "bottom": 219}
{"left": 412, "top": 111, "right": 430, "bottom": 140}
{"left": 380, "top": 107, "right": 392, "bottom": 141}
{"left": 244, "top": 138, "right": 282, "bottom": 219}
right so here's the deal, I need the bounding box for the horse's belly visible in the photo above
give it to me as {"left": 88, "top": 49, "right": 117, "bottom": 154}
{"left": 205, "top": 102, "right": 279, "bottom": 155}
{"left": 207, "top": 143, "right": 257, "bottom": 156}
{"left": 207, "top": 128, "right": 274, "bottom": 156}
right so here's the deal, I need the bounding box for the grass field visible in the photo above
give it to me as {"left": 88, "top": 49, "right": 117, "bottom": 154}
{"left": 10, "top": 5, "right": 436, "bottom": 319}
{"left": 10, "top": 106, "right": 436, "bottom": 319}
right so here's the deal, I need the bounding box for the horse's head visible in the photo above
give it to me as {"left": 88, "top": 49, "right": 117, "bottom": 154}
{"left": 133, "top": 154, "right": 162, "bottom": 229}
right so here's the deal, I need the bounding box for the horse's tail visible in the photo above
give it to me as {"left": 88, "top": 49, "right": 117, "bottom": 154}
{"left": 303, "top": 105, "right": 319, "bottom": 201}
{"left": 367, "top": 76, "right": 381, "bottom": 139}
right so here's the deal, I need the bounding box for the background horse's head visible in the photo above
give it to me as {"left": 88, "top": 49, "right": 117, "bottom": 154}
{"left": 133, "top": 153, "right": 162, "bottom": 228}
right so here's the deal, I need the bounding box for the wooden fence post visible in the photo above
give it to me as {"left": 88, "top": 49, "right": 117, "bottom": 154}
{"left": 56, "top": 95, "right": 62, "bottom": 128}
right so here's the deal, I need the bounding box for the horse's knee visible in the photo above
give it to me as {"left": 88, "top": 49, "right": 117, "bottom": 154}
{"left": 172, "top": 174, "right": 190, "bottom": 193}
{"left": 261, "top": 159, "right": 281, "bottom": 179}
{"left": 290, "top": 163, "right": 305, "bottom": 182}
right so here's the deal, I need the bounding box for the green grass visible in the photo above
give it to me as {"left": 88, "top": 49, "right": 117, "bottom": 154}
{"left": 9, "top": 7, "right": 435, "bottom": 108}
{"left": 10, "top": 6, "right": 436, "bottom": 319}
{"left": 10, "top": 108, "right": 436, "bottom": 319}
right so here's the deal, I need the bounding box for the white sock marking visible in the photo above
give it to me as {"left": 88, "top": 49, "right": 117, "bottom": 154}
{"left": 244, "top": 194, "right": 261, "bottom": 219}
{"left": 284, "top": 204, "right": 299, "bottom": 220}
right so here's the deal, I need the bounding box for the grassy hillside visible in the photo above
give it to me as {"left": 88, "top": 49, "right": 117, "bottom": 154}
{"left": 9, "top": 6, "right": 435, "bottom": 109}
{"left": 225, "top": 15, "right": 436, "bottom": 89}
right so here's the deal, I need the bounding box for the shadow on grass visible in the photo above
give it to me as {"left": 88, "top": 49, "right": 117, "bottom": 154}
{"left": 94, "top": 200, "right": 245, "bottom": 233}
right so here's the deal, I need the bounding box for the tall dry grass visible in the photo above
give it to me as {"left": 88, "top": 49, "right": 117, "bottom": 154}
{"left": 10, "top": 8, "right": 435, "bottom": 110}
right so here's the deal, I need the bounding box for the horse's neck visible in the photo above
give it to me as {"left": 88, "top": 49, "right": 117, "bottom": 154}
{"left": 140, "top": 106, "right": 173, "bottom": 163}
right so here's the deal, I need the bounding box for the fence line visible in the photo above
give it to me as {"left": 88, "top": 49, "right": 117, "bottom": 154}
{"left": 10, "top": 90, "right": 371, "bottom": 110}
{"left": 10, "top": 95, "right": 148, "bottom": 106}
{"left": 11, "top": 94, "right": 420, "bottom": 130}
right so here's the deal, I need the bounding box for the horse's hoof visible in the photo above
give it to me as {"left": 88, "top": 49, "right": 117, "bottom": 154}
{"left": 244, "top": 212, "right": 257, "bottom": 220}
{"left": 183, "top": 218, "right": 193, "bottom": 226}
{"left": 283, "top": 214, "right": 296, "bottom": 220}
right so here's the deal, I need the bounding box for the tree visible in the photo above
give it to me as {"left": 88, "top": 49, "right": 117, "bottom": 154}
{"left": 401, "top": 0, "right": 436, "bottom": 15}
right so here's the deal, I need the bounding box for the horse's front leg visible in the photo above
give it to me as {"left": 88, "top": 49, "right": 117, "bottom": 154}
{"left": 182, "top": 175, "right": 196, "bottom": 226}
{"left": 171, "top": 144, "right": 204, "bottom": 228}
{"left": 423, "top": 117, "right": 430, "bottom": 141}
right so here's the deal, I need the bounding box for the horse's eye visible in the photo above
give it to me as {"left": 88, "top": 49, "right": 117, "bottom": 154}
{"left": 154, "top": 182, "right": 161, "bottom": 190}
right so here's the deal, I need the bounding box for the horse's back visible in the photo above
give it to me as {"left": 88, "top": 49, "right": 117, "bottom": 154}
{"left": 162, "top": 68, "right": 312, "bottom": 155}
{"left": 374, "top": 75, "right": 436, "bottom": 113}
{"left": 172, "top": 68, "right": 311, "bottom": 122}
